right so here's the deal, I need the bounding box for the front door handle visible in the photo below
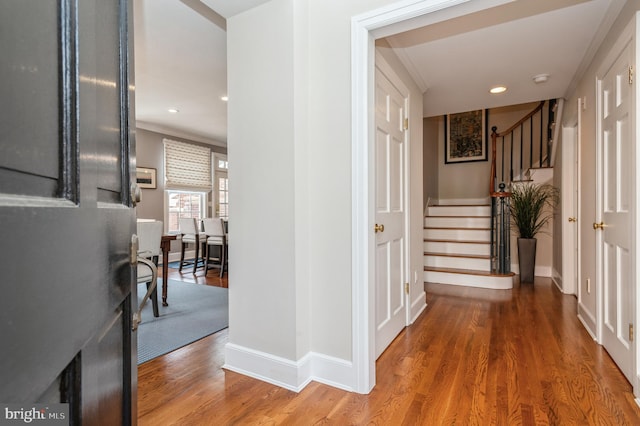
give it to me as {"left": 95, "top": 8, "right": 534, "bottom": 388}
{"left": 131, "top": 183, "right": 142, "bottom": 206}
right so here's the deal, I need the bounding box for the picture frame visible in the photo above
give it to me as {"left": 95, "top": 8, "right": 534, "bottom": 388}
{"left": 136, "top": 167, "right": 157, "bottom": 189}
{"left": 444, "top": 109, "right": 488, "bottom": 164}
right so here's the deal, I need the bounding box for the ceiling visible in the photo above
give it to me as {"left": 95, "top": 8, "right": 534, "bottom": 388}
{"left": 133, "top": 0, "right": 619, "bottom": 145}
{"left": 133, "top": 0, "right": 270, "bottom": 145}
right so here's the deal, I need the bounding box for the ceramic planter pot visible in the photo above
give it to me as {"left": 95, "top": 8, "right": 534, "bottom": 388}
{"left": 517, "top": 237, "right": 537, "bottom": 283}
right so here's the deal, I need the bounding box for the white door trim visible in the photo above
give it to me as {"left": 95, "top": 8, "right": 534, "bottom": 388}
{"left": 350, "top": 0, "right": 515, "bottom": 394}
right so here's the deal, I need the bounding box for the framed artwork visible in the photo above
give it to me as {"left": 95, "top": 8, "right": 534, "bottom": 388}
{"left": 444, "top": 109, "right": 488, "bottom": 164}
{"left": 136, "top": 167, "right": 157, "bottom": 189}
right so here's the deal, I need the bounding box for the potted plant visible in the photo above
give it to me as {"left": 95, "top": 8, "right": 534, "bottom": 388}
{"left": 509, "top": 182, "right": 558, "bottom": 282}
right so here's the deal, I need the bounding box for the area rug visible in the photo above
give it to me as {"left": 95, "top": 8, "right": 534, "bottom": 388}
{"left": 137, "top": 279, "right": 228, "bottom": 364}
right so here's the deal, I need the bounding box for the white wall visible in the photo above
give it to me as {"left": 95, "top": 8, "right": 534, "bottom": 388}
{"left": 423, "top": 117, "right": 439, "bottom": 205}
{"left": 226, "top": 0, "right": 423, "bottom": 391}
{"left": 227, "top": 0, "right": 299, "bottom": 361}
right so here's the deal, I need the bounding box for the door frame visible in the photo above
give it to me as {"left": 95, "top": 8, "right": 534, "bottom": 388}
{"left": 593, "top": 15, "right": 638, "bottom": 394}
{"left": 350, "top": 0, "right": 515, "bottom": 394}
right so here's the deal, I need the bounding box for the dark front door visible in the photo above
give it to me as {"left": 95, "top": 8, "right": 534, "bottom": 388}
{"left": 0, "top": 1, "right": 137, "bottom": 423}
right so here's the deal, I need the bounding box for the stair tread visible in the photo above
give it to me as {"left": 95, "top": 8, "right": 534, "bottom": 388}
{"left": 426, "top": 215, "right": 491, "bottom": 218}
{"left": 424, "top": 239, "right": 490, "bottom": 244}
{"left": 424, "top": 252, "right": 489, "bottom": 259}
{"left": 431, "top": 204, "right": 490, "bottom": 207}
{"left": 424, "top": 266, "right": 515, "bottom": 277}
{"left": 424, "top": 226, "right": 490, "bottom": 230}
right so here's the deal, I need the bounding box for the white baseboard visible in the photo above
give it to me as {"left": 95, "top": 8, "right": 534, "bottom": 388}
{"left": 223, "top": 343, "right": 356, "bottom": 393}
{"left": 511, "top": 263, "right": 552, "bottom": 278}
{"left": 577, "top": 302, "right": 597, "bottom": 340}
{"left": 409, "top": 292, "right": 427, "bottom": 324}
{"left": 551, "top": 268, "right": 563, "bottom": 292}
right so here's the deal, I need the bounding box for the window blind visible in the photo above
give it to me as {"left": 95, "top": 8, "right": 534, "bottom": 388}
{"left": 163, "top": 139, "right": 211, "bottom": 190}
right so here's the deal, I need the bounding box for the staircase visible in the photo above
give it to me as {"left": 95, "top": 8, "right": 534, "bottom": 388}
{"left": 424, "top": 203, "right": 514, "bottom": 289}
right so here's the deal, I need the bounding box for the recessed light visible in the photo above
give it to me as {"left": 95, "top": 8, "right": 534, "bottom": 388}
{"left": 220, "top": 96, "right": 228, "bottom": 102}
{"left": 168, "top": 108, "right": 179, "bottom": 113}
{"left": 490, "top": 86, "right": 507, "bottom": 94}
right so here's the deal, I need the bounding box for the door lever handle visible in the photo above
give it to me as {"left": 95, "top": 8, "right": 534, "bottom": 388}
{"left": 374, "top": 223, "right": 385, "bottom": 233}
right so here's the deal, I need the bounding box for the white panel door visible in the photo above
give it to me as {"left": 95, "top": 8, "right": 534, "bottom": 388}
{"left": 374, "top": 66, "right": 407, "bottom": 358}
{"left": 561, "top": 123, "right": 578, "bottom": 295}
{"left": 598, "top": 41, "right": 634, "bottom": 382}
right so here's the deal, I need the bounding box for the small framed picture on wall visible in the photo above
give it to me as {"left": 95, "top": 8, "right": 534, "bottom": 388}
{"left": 136, "top": 167, "right": 157, "bottom": 189}
{"left": 444, "top": 109, "right": 488, "bottom": 164}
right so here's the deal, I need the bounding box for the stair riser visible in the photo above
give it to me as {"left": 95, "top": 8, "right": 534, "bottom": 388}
{"left": 424, "top": 217, "right": 490, "bottom": 228}
{"left": 424, "top": 256, "right": 490, "bottom": 271}
{"left": 424, "top": 241, "right": 490, "bottom": 256}
{"left": 424, "top": 270, "right": 513, "bottom": 290}
{"left": 427, "top": 206, "right": 491, "bottom": 217}
{"left": 424, "top": 228, "right": 490, "bottom": 242}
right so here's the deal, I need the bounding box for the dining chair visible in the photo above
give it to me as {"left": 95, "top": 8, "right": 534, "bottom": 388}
{"left": 202, "top": 217, "right": 226, "bottom": 277}
{"left": 178, "top": 217, "right": 204, "bottom": 274}
{"left": 136, "top": 220, "right": 163, "bottom": 319}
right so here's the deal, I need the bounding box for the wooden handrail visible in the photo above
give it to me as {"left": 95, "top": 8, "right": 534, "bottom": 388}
{"left": 489, "top": 100, "right": 546, "bottom": 195}
{"left": 495, "top": 101, "right": 545, "bottom": 137}
{"left": 490, "top": 191, "right": 511, "bottom": 198}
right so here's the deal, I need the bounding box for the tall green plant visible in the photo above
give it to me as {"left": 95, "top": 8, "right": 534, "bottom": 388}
{"left": 509, "top": 183, "right": 558, "bottom": 239}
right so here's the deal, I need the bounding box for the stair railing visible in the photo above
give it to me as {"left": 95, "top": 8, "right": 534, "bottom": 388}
{"left": 489, "top": 99, "right": 555, "bottom": 274}
{"left": 490, "top": 183, "right": 510, "bottom": 274}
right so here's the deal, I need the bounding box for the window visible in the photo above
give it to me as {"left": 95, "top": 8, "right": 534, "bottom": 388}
{"left": 213, "top": 154, "right": 228, "bottom": 220}
{"left": 164, "top": 138, "right": 211, "bottom": 189}
{"left": 217, "top": 175, "right": 228, "bottom": 219}
{"left": 163, "top": 139, "right": 212, "bottom": 233}
{"left": 165, "top": 190, "right": 207, "bottom": 233}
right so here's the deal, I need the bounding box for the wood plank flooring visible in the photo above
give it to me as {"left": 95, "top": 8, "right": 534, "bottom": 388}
{"left": 162, "top": 264, "right": 228, "bottom": 288}
{"left": 138, "top": 275, "right": 640, "bottom": 425}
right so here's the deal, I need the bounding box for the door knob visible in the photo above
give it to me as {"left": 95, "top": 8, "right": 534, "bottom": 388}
{"left": 374, "top": 223, "right": 385, "bottom": 233}
{"left": 568, "top": 217, "right": 577, "bottom": 223}
{"left": 593, "top": 222, "right": 605, "bottom": 230}
{"left": 130, "top": 183, "right": 142, "bottom": 206}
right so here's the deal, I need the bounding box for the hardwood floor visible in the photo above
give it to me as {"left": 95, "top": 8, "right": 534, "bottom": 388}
{"left": 161, "top": 265, "right": 228, "bottom": 288}
{"left": 138, "top": 277, "right": 640, "bottom": 425}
